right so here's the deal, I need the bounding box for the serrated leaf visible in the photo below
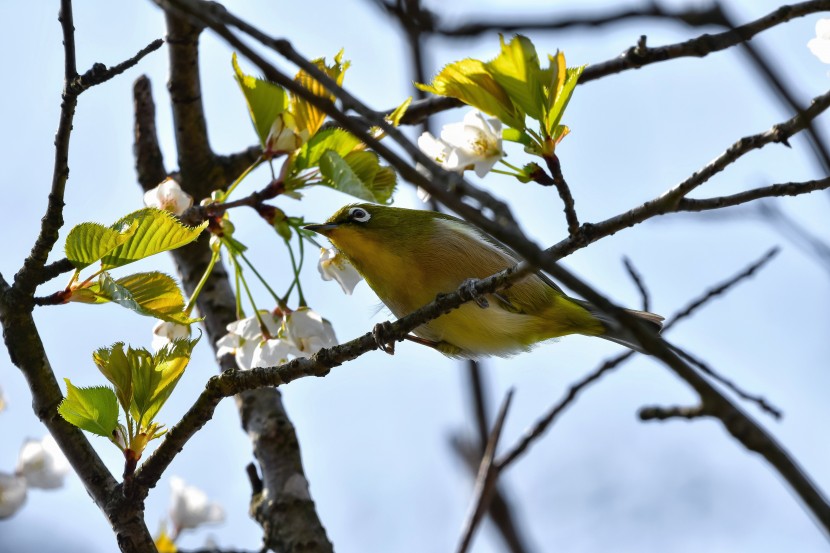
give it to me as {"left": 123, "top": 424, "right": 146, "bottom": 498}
{"left": 292, "top": 128, "right": 362, "bottom": 172}
{"left": 486, "top": 35, "right": 546, "bottom": 122}
{"left": 58, "top": 379, "right": 119, "bottom": 438}
{"left": 90, "top": 272, "right": 199, "bottom": 325}
{"left": 233, "top": 53, "right": 289, "bottom": 147}
{"left": 386, "top": 96, "right": 412, "bottom": 126}
{"left": 546, "top": 58, "right": 584, "bottom": 137}
{"left": 65, "top": 221, "right": 138, "bottom": 269}
{"left": 319, "top": 150, "right": 395, "bottom": 203}
{"left": 417, "top": 58, "right": 524, "bottom": 129}
{"left": 100, "top": 208, "right": 207, "bottom": 270}
{"left": 131, "top": 338, "right": 198, "bottom": 426}
{"left": 291, "top": 50, "right": 350, "bottom": 137}
{"left": 93, "top": 342, "right": 133, "bottom": 413}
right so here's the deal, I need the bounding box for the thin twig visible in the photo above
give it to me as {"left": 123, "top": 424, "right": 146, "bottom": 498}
{"left": 639, "top": 404, "right": 707, "bottom": 421}
{"left": 456, "top": 390, "right": 514, "bottom": 553}
{"left": 673, "top": 346, "right": 783, "bottom": 420}
{"left": 622, "top": 257, "right": 650, "bottom": 312}
{"left": 543, "top": 154, "right": 580, "bottom": 235}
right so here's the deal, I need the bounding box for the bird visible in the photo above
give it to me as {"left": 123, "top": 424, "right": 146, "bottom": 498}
{"left": 305, "top": 203, "right": 663, "bottom": 358}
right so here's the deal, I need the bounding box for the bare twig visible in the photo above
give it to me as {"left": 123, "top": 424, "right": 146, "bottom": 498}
{"left": 639, "top": 404, "right": 707, "bottom": 421}
{"left": 677, "top": 178, "right": 830, "bottom": 213}
{"left": 622, "top": 257, "right": 650, "bottom": 312}
{"left": 543, "top": 154, "right": 580, "bottom": 235}
{"left": 456, "top": 390, "right": 514, "bottom": 553}
{"left": 672, "top": 346, "right": 783, "bottom": 420}
{"left": 497, "top": 247, "right": 781, "bottom": 469}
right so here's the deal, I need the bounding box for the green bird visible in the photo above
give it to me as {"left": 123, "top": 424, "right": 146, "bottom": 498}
{"left": 305, "top": 204, "right": 663, "bottom": 357}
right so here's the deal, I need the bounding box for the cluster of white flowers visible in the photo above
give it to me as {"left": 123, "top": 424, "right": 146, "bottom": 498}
{"left": 215, "top": 307, "right": 337, "bottom": 370}
{"left": 143, "top": 177, "right": 194, "bottom": 216}
{"left": 0, "top": 435, "right": 71, "bottom": 519}
{"left": 809, "top": 19, "right": 830, "bottom": 64}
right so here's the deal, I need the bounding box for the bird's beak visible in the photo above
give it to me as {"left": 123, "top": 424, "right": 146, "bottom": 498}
{"left": 303, "top": 222, "right": 339, "bottom": 235}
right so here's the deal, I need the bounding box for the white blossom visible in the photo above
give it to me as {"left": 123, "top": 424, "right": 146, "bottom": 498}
{"left": 416, "top": 111, "right": 504, "bottom": 179}
{"left": 250, "top": 338, "right": 296, "bottom": 368}
{"left": 440, "top": 111, "right": 504, "bottom": 177}
{"left": 317, "top": 248, "right": 363, "bottom": 294}
{"left": 16, "top": 435, "right": 70, "bottom": 490}
{"left": 0, "top": 472, "right": 27, "bottom": 519}
{"left": 168, "top": 476, "right": 225, "bottom": 535}
{"left": 143, "top": 178, "right": 193, "bottom": 216}
{"left": 808, "top": 18, "right": 830, "bottom": 63}
{"left": 283, "top": 307, "right": 338, "bottom": 356}
{"left": 215, "top": 311, "right": 282, "bottom": 370}
{"left": 151, "top": 321, "right": 191, "bottom": 352}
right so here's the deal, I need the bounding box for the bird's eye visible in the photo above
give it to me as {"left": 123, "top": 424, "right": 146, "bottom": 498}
{"left": 348, "top": 207, "right": 371, "bottom": 223}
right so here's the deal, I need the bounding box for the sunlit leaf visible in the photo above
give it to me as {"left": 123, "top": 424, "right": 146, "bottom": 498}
{"left": 100, "top": 208, "right": 207, "bottom": 270}
{"left": 76, "top": 272, "right": 199, "bottom": 324}
{"left": 131, "top": 338, "right": 198, "bottom": 426}
{"left": 65, "top": 221, "right": 138, "bottom": 269}
{"left": 232, "top": 53, "right": 289, "bottom": 147}
{"left": 417, "top": 59, "right": 524, "bottom": 129}
{"left": 546, "top": 58, "right": 584, "bottom": 137}
{"left": 486, "top": 35, "right": 546, "bottom": 122}
{"left": 319, "top": 150, "right": 395, "bottom": 203}
{"left": 386, "top": 96, "right": 412, "bottom": 127}
{"left": 93, "top": 342, "right": 133, "bottom": 413}
{"left": 58, "top": 379, "right": 119, "bottom": 438}
{"left": 291, "top": 50, "right": 350, "bottom": 137}
{"left": 293, "top": 128, "right": 362, "bottom": 172}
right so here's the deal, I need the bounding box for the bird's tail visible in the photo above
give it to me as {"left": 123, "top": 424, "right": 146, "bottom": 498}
{"left": 576, "top": 300, "right": 664, "bottom": 354}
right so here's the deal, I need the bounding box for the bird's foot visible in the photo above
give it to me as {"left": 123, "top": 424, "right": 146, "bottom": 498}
{"left": 459, "top": 278, "right": 488, "bottom": 309}
{"left": 372, "top": 321, "right": 396, "bottom": 355}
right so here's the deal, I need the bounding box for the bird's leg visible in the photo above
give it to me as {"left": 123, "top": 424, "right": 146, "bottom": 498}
{"left": 404, "top": 334, "right": 441, "bottom": 349}
{"left": 459, "top": 278, "right": 489, "bottom": 309}
{"left": 372, "top": 321, "right": 396, "bottom": 355}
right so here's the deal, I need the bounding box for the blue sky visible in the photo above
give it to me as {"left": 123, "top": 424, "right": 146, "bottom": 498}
{"left": 1, "top": 1, "right": 829, "bottom": 552}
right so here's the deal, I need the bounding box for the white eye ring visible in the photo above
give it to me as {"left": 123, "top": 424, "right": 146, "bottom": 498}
{"left": 349, "top": 207, "right": 371, "bottom": 223}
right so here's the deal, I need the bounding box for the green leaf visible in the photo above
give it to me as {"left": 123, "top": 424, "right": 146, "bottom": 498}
{"left": 502, "top": 127, "right": 533, "bottom": 147}
{"left": 100, "top": 208, "right": 207, "bottom": 270}
{"left": 58, "top": 379, "right": 119, "bottom": 438}
{"left": 291, "top": 50, "right": 350, "bottom": 137}
{"left": 486, "top": 35, "right": 546, "bottom": 122}
{"left": 65, "top": 221, "right": 138, "bottom": 269}
{"left": 417, "top": 58, "right": 524, "bottom": 129}
{"left": 131, "top": 338, "right": 198, "bottom": 426}
{"left": 292, "top": 128, "right": 362, "bottom": 172}
{"left": 386, "top": 96, "right": 412, "bottom": 126}
{"left": 93, "top": 342, "right": 133, "bottom": 413}
{"left": 546, "top": 59, "right": 584, "bottom": 137}
{"left": 319, "top": 150, "right": 395, "bottom": 203}
{"left": 88, "top": 272, "right": 199, "bottom": 324}
{"left": 233, "top": 52, "right": 289, "bottom": 147}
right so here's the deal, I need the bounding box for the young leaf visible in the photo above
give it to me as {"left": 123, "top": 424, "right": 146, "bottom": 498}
{"left": 232, "top": 53, "right": 289, "bottom": 147}
{"left": 100, "top": 208, "right": 207, "bottom": 270}
{"left": 417, "top": 59, "right": 524, "bottom": 130}
{"left": 92, "top": 342, "right": 133, "bottom": 413}
{"left": 319, "top": 150, "right": 395, "bottom": 203}
{"left": 386, "top": 96, "right": 412, "bottom": 127}
{"left": 486, "top": 35, "right": 546, "bottom": 122}
{"left": 546, "top": 58, "right": 585, "bottom": 137}
{"left": 131, "top": 338, "right": 198, "bottom": 426}
{"left": 58, "top": 379, "right": 119, "bottom": 438}
{"left": 91, "top": 272, "right": 200, "bottom": 325}
{"left": 291, "top": 50, "right": 350, "bottom": 137}
{"left": 293, "top": 128, "right": 362, "bottom": 172}
{"left": 65, "top": 221, "right": 138, "bottom": 269}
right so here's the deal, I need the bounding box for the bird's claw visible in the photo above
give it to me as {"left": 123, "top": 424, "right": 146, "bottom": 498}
{"left": 372, "top": 321, "right": 396, "bottom": 355}
{"left": 460, "top": 278, "right": 489, "bottom": 309}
